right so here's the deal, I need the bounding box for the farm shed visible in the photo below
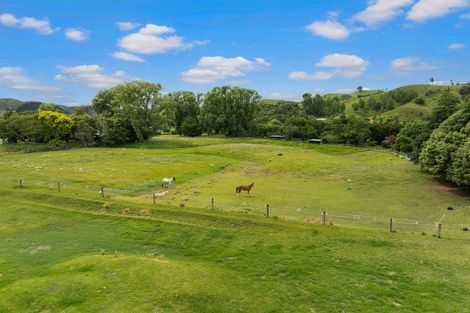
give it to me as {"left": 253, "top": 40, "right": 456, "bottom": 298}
{"left": 267, "top": 134, "right": 285, "bottom": 140}
{"left": 307, "top": 138, "right": 322, "bottom": 144}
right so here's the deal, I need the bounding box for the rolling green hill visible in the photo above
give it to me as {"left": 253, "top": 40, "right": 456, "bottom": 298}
{"left": 0, "top": 98, "right": 23, "bottom": 111}
{"left": 0, "top": 136, "right": 469, "bottom": 312}
{"left": 345, "top": 84, "right": 464, "bottom": 121}
{"left": 263, "top": 84, "right": 467, "bottom": 121}
{"left": 0, "top": 98, "right": 94, "bottom": 115}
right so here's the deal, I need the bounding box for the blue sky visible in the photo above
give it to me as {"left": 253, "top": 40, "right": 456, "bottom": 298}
{"left": 0, "top": 0, "right": 469, "bottom": 105}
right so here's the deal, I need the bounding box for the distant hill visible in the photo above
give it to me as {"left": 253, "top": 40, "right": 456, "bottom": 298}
{"left": 0, "top": 98, "right": 23, "bottom": 111}
{"left": 0, "top": 98, "right": 94, "bottom": 115}
{"left": 16, "top": 101, "right": 43, "bottom": 112}
{"left": 259, "top": 99, "right": 298, "bottom": 105}
{"left": 245, "top": 84, "right": 469, "bottom": 122}
{"left": 325, "top": 84, "right": 467, "bottom": 121}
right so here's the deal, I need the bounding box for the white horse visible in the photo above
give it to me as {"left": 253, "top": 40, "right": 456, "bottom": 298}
{"left": 162, "top": 177, "right": 176, "bottom": 188}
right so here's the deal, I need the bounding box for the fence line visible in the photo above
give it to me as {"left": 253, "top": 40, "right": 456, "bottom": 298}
{"left": 1, "top": 177, "right": 469, "bottom": 240}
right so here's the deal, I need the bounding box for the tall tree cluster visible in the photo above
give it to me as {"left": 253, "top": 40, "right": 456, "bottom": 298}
{"left": 1, "top": 80, "right": 468, "bottom": 187}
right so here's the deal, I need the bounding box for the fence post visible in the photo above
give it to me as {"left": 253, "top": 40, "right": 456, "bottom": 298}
{"left": 153, "top": 192, "right": 156, "bottom": 205}
{"left": 58, "top": 181, "right": 61, "bottom": 192}
{"left": 211, "top": 197, "right": 214, "bottom": 209}
{"left": 266, "top": 204, "right": 270, "bottom": 217}
{"left": 321, "top": 211, "right": 327, "bottom": 225}
{"left": 437, "top": 223, "right": 442, "bottom": 239}
{"left": 19, "top": 179, "right": 23, "bottom": 189}
{"left": 389, "top": 218, "right": 394, "bottom": 232}
{"left": 101, "top": 186, "right": 104, "bottom": 198}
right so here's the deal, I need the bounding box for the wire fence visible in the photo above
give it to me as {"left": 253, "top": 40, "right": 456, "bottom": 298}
{"left": 2, "top": 178, "right": 469, "bottom": 240}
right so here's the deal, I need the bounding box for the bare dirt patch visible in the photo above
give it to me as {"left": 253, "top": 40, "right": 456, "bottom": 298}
{"left": 432, "top": 177, "right": 470, "bottom": 198}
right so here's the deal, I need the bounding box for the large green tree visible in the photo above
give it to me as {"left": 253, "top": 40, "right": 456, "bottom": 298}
{"left": 37, "top": 110, "right": 75, "bottom": 142}
{"left": 321, "top": 114, "right": 371, "bottom": 145}
{"left": 419, "top": 101, "right": 470, "bottom": 186}
{"left": 92, "top": 81, "right": 162, "bottom": 143}
{"left": 159, "top": 91, "right": 203, "bottom": 136}
{"left": 201, "top": 86, "right": 260, "bottom": 137}
{"left": 430, "top": 89, "right": 460, "bottom": 127}
{"left": 394, "top": 120, "right": 432, "bottom": 162}
{"left": 302, "top": 93, "right": 325, "bottom": 117}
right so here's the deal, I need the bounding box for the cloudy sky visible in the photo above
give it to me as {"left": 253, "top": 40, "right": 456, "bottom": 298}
{"left": 0, "top": 0, "right": 469, "bottom": 105}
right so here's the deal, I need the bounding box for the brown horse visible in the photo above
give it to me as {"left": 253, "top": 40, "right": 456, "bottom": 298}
{"left": 236, "top": 183, "right": 255, "bottom": 196}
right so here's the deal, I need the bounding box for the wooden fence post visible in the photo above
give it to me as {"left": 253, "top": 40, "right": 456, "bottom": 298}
{"left": 101, "top": 186, "right": 104, "bottom": 198}
{"left": 437, "top": 223, "right": 442, "bottom": 239}
{"left": 266, "top": 204, "right": 270, "bottom": 217}
{"left": 389, "top": 218, "right": 394, "bottom": 232}
{"left": 153, "top": 192, "right": 156, "bottom": 205}
{"left": 321, "top": 211, "right": 327, "bottom": 225}
{"left": 58, "top": 181, "right": 61, "bottom": 192}
{"left": 19, "top": 179, "right": 23, "bottom": 189}
{"left": 211, "top": 197, "right": 214, "bottom": 209}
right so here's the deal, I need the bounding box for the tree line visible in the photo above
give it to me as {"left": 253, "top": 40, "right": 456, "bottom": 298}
{"left": 0, "top": 80, "right": 468, "bottom": 186}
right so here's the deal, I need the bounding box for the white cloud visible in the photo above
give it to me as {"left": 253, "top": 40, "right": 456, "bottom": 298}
{"left": 180, "top": 56, "right": 270, "bottom": 84}
{"left": 184, "top": 39, "right": 211, "bottom": 50}
{"left": 264, "top": 92, "right": 302, "bottom": 102}
{"left": 316, "top": 53, "right": 369, "bottom": 77}
{"left": 461, "top": 13, "right": 470, "bottom": 19}
{"left": 335, "top": 88, "right": 357, "bottom": 94}
{"left": 0, "top": 67, "right": 59, "bottom": 93}
{"left": 0, "top": 13, "right": 58, "bottom": 35}
{"left": 288, "top": 71, "right": 335, "bottom": 81}
{"left": 407, "top": 0, "right": 470, "bottom": 22}
{"left": 305, "top": 20, "right": 350, "bottom": 40}
{"left": 316, "top": 54, "right": 368, "bottom": 69}
{"left": 55, "top": 65, "right": 136, "bottom": 88}
{"left": 289, "top": 53, "right": 369, "bottom": 81}
{"left": 448, "top": 43, "right": 465, "bottom": 49}
{"left": 390, "top": 57, "right": 437, "bottom": 73}
{"left": 117, "top": 21, "right": 140, "bottom": 31}
{"left": 0, "top": 13, "right": 17, "bottom": 26}
{"left": 118, "top": 23, "right": 197, "bottom": 54}
{"left": 138, "top": 24, "right": 175, "bottom": 35}
{"left": 111, "top": 51, "right": 145, "bottom": 62}
{"left": 192, "top": 39, "right": 211, "bottom": 46}
{"left": 255, "top": 57, "right": 271, "bottom": 67}
{"left": 64, "top": 28, "right": 90, "bottom": 41}
{"left": 119, "top": 33, "right": 184, "bottom": 54}
{"left": 353, "top": 0, "right": 414, "bottom": 27}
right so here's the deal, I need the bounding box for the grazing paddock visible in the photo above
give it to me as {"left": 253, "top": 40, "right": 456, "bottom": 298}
{"left": 1, "top": 136, "right": 468, "bottom": 223}
{"left": 0, "top": 135, "right": 469, "bottom": 312}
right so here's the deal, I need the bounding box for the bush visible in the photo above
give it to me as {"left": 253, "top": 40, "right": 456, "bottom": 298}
{"left": 394, "top": 120, "right": 431, "bottom": 162}
{"left": 48, "top": 139, "right": 67, "bottom": 147}
{"left": 460, "top": 84, "right": 470, "bottom": 96}
{"left": 180, "top": 116, "right": 203, "bottom": 137}
{"left": 414, "top": 97, "right": 425, "bottom": 105}
{"left": 321, "top": 132, "right": 343, "bottom": 144}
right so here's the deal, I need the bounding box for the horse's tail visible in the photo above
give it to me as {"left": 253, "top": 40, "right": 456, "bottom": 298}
{"left": 235, "top": 187, "right": 239, "bottom": 194}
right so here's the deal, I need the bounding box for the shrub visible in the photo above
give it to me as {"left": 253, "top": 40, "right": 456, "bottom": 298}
{"left": 414, "top": 97, "right": 425, "bottom": 105}
{"left": 460, "top": 84, "right": 470, "bottom": 96}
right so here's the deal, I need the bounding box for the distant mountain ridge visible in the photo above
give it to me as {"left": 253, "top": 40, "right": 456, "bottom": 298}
{"left": 0, "top": 98, "right": 94, "bottom": 115}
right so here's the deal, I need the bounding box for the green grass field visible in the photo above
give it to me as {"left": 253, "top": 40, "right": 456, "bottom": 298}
{"left": 1, "top": 136, "right": 469, "bottom": 312}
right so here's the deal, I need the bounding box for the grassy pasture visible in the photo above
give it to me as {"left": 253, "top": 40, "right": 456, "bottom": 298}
{"left": 2, "top": 136, "right": 468, "bottom": 223}
{"left": 0, "top": 135, "right": 469, "bottom": 312}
